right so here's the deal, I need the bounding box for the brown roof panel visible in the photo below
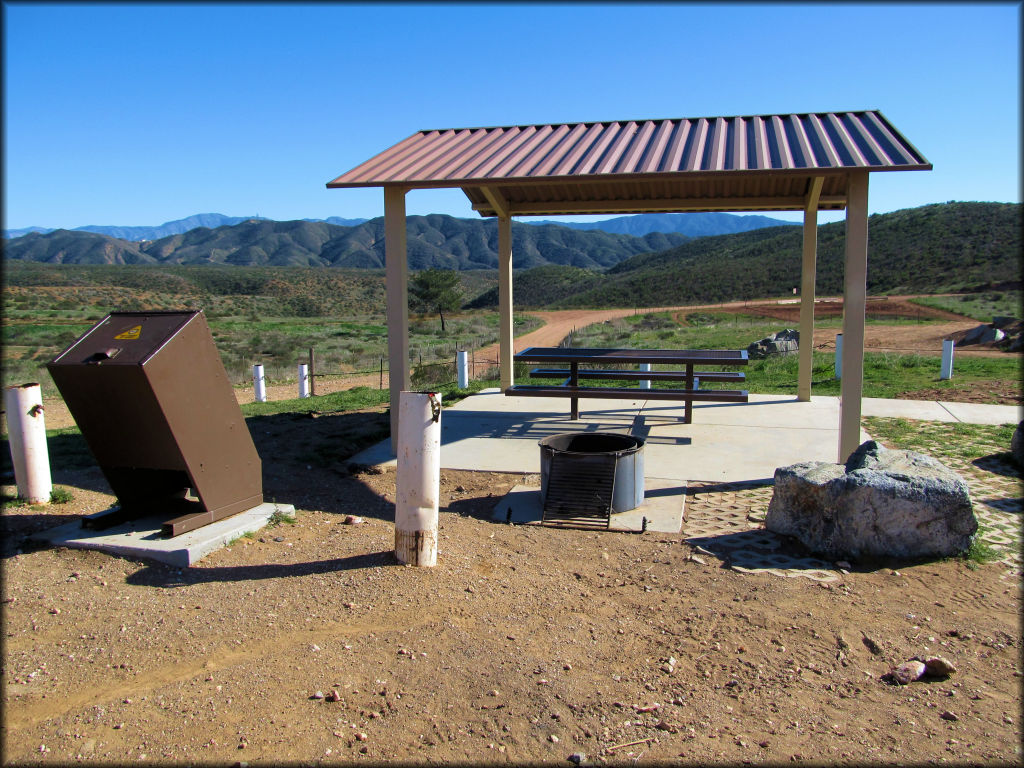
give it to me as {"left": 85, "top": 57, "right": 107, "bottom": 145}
{"left": 327, "top": 111, "right": 929, "bottom": 215}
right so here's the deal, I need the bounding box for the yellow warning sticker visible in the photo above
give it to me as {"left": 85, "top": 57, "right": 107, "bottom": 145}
{"left": 114, "top": 325, "right": 142, "bottom": 341}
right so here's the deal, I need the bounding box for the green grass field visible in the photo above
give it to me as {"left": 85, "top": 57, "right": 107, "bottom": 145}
{"left": 909, "top": 291, "right": 1022, "bottom": 323}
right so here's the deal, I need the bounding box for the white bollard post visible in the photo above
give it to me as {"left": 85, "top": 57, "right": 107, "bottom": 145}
{"left": 940, "top": 339, "right": 955, "bottom": 380}
{"left": 298, "top": 363, "right": 310, "bottom": 398}
{"left": 638, "top": 363, "right": 652, "bottom": 390}
{"left": 4, "top": 383, "right": 52, "bottom": 503}
{"left": 253, "top": 364, "right": 267, "bottom": 403}
{"left": 834, "top": 333, "right": 843, "bottom": 380}
{"left": 395, "top": 391, "right": 441, "bottom": 567}
{"left": 456, "top": 350, "right": 469, "bottom": 389}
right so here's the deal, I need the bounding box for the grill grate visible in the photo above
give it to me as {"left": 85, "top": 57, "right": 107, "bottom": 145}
{"left": 542, "top": 452, "right": 616, "bottom": 529}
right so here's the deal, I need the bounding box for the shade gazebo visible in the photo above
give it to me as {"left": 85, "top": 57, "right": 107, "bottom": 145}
{"left": 327, "top": 111, "right": 931, "bottom": 461}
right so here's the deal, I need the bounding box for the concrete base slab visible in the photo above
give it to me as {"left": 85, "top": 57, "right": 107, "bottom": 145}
{"left": 861, "top": 397, "right": 953, "bottom": 421}
{"left": 348, "top": 388, "right": 1008, "bottom": 483}
{"left": 491, "top": 477, "right": 685, "bottom": 533}
{"left": 30, "top": 502, "right": 296, "bottom": 568}
{"left": 860, "top": 397, "right": 1020, "bottom": 425}
{"left": 938, "top": 401, "right": 1021, "bottom": 425}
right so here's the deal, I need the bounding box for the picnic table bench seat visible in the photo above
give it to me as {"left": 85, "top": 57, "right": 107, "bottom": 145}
{"left": 506, "top": 346, "right": 749, "bottom": 423}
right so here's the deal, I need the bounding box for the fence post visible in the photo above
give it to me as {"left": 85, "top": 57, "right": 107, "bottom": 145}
{"left": 834, "top": 334, "right": 843, "bottom": 380}
{"left": 3, "top": 383, "right": 52, "bottom": 503}
{"left": 457, "top": 350, "right": 469, "bottom": 388}
{"left": 379, "top": 358, "right": 384, "bottom": 390}
{"left": 253, "top": 364, "right": 267, "bottom": 402}
{"left": 298, "top": 363, "right": 310, "bottom": 398}
{"left": 638, "top": 362, "right": 652, "bottom": 390}
{"left": 308, "top": 347, "right": 316, "bottom": 396}
{"left": 940, "top": 339, "right": 955, "bottom": 380}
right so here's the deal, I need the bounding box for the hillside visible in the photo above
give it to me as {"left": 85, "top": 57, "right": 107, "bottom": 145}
{"left": 472, "top": 202, "right": 1022, "bottom": 308}
{"left": 3, "top": 215, "right": 688, "bottom": 271}
{"left": 1, "top": 229, "right": 158, "bottom": 265}
{"left": 582, "top": 201, "right": 1021, "bottom": 306}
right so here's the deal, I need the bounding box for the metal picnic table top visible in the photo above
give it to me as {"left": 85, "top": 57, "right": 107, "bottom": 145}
{"left": 513, "top": 347, "right": 749, "bottom": 366}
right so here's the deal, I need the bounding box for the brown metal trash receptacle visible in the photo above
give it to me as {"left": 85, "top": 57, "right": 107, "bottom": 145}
{"left": 47, "top": 311, "right": 262, "bottom": 537}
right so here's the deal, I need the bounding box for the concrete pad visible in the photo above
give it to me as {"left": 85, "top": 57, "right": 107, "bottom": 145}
{"left": 861, "top": 397, "right": 955, "bottom": 421}
{"left": 350, "top": 388, "right": 1009, "bottom": 483}
{"left": 938, "top": 401, "right": 1021, "bottom": 425}
{"left": 640, "top": 393, "right": 841, "bottom": 428}
{"left": 30, "top": 502, "right": 296, "bottom": 568}
{"left": 491, "top": 477, "right": 685, "bottom": 533}
{"left": 645, "top": 422, "right": 853, "bottom": 482}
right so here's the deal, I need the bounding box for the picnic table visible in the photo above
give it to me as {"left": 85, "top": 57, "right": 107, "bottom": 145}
{"left": 506, "top": 346, "right": 749, "bottom": 422}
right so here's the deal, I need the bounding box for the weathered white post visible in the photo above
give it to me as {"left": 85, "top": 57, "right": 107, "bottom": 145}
{"left": 834, "top": 334, "right": 843, "bottom": 380}
{"left": 395, "top": 391, "right": 441, "bottom": 566}
{"left": 456, "top": 350, "right": 469, "bottom": 388}
{"left": 4, "top": 383, "right": 52, "bottom": 504}
{"left": 940, "top": 339, "right": 955, "bottom": 380}
{"left": 298, "top": 363, "right": 310, "bottom": 398}
{"left": 253, "top": 364, "right": 267, "bottom": 403}
{"left": 638, "top": 363, "right": 652, "bottom": 390}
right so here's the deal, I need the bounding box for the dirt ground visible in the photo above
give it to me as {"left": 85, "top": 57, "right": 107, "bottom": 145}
{"left": 3, "top": 400, "right": 1022, "bottom": 765}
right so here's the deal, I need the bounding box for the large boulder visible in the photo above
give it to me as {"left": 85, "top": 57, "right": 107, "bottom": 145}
{"left": 747, "top": 329, "right": 799, "bottom": 359}
{"left": 765, "top": 440, "right": 976, "bottom": 561}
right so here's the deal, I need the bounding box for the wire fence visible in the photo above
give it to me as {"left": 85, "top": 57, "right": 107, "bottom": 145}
{"left": 248, "top": 348, "right": 501, "bottom": 399}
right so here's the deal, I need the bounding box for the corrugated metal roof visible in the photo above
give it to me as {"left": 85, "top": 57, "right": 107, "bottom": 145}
{"left": 327, "top": 111, "right": 929, "bottom": 216}
{"left": 329, "top": 111, "right": 928, "bottom": 185}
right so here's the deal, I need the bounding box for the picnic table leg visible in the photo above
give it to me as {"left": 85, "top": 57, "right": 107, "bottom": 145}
{"left": 684, "top": 363, "right": 693, "bottom": 423}
{"left": 570, "top": 361, "right": 580, "bottom": 419}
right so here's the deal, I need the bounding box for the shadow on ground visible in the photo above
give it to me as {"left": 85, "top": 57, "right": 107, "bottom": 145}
{"left": 125, "top": 549, "right": 401, "bottom": 588}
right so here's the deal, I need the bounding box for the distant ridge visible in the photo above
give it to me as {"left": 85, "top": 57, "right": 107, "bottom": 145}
{"left": 527, "top": 212, "right": 794, "bottom": 238}
{"left": 5, "top": 211, "right": 785, "bottom": 242}
{"left": 3, "top": 213, "right": 370, "bottom": 241}
{"left": 2, "top": 214, "right": 688, "bottom": 269}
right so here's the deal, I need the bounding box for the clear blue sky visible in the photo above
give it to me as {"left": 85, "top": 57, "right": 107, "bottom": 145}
{"left": 3, "top": 1, "right": 1020, "bottom": 229}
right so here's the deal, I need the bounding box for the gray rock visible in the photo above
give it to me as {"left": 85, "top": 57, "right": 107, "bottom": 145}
{"left": 1011, "top": 422, "right": 1024, "bottom": 468}
{"left": 765, "top": 440, "right": 976, "bottom": 560}
{"left": 747, "top": 329, "right": 799, "bottom": 359}
{"left": 992, "top": 316, "right": 1020, "bottom": 329}
{"left": 961, "top": 324, "right": 1005, "bottom": 345}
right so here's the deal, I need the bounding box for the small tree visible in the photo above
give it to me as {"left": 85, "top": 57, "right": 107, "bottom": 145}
{"left": 409, "top": 269, "right": 464, "bottom": 333}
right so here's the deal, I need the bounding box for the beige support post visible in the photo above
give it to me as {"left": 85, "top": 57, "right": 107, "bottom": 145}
{"left": 839, "top": 172, "right": 869, "bottom": 462}
{"left": 498, "top": 214, "right": 514, "bottom": 389}
{"left": 384, "top": 187, "right": 410, "bottom": 452}
{"left": 798, "top": 177, "right": 824, "bottom": 401}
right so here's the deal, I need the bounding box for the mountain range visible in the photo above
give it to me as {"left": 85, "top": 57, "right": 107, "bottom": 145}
{"left": 2, "top": 215, "right": 694, "bottom": 271}
{"left": 4, "top": 211, "right": 789, "bottom": 242}
{"left": 2, "top": 213, "right": 369, "bottom": 241}
{"left": 527, "top": 212, "right": 793, "bottom": 237}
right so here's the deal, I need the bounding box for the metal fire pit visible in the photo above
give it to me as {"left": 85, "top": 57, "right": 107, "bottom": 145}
{"left": 538, "top": 433, "right": 644, "bottom": 529}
